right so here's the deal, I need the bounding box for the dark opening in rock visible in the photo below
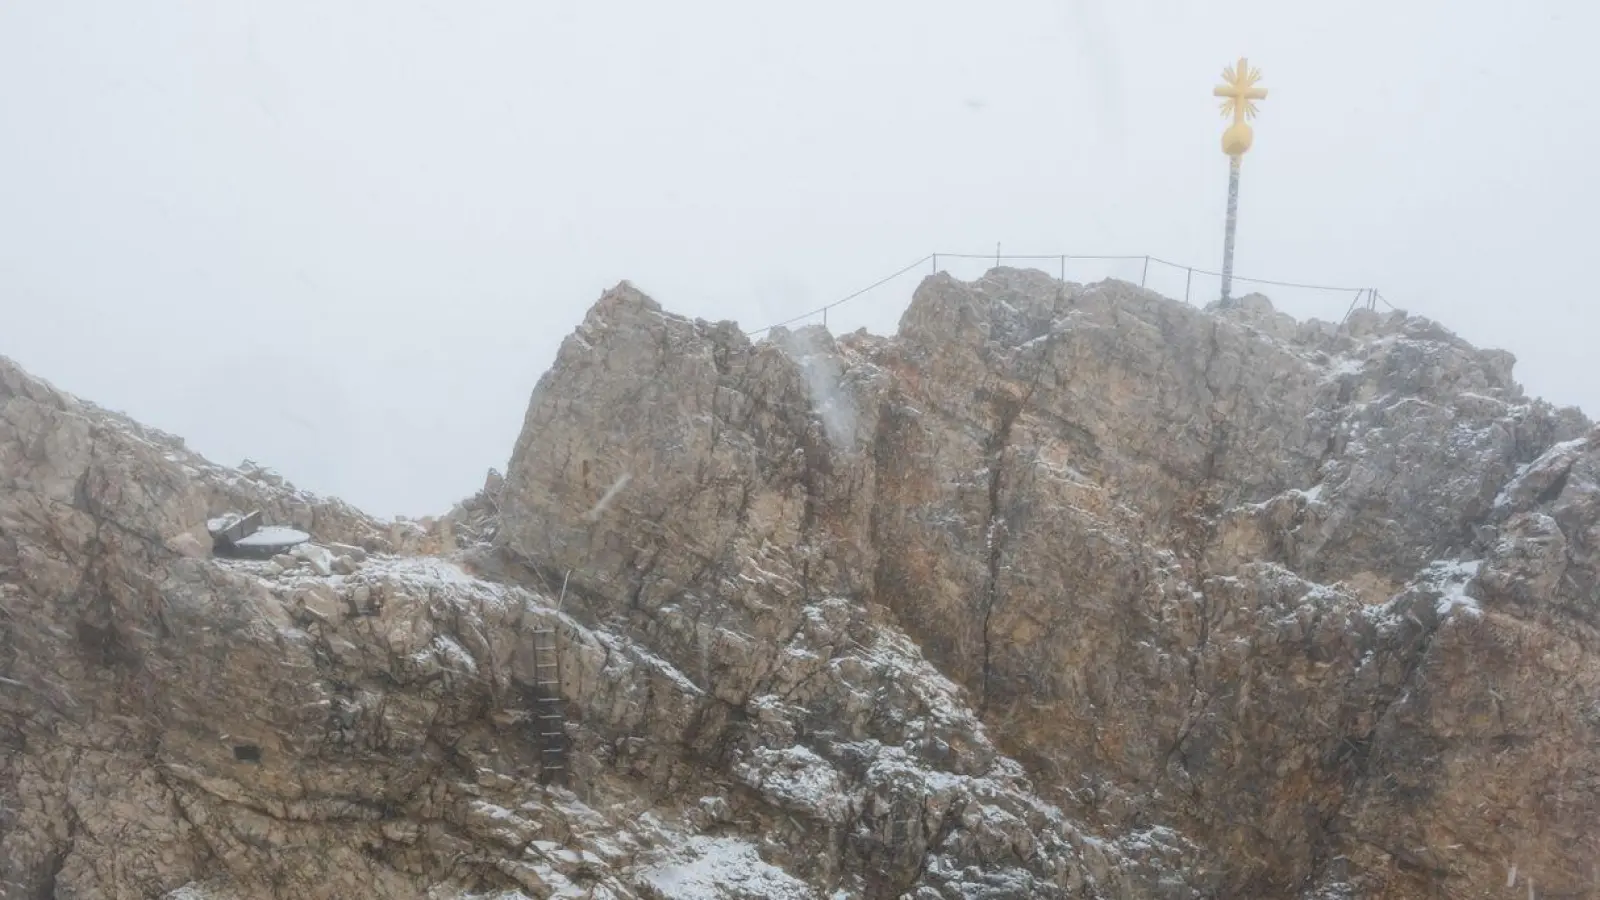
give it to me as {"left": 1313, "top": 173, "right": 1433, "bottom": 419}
{"left": 233, "top": 744, "right": 262, "bottom": 763}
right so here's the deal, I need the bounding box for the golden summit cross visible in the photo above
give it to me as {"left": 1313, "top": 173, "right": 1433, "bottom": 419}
{"left": 1212, "top": 57, "right": 1266, "bottom": 303}
{"left": 1213, "top": 57, "right": 1267, "bottom": 157}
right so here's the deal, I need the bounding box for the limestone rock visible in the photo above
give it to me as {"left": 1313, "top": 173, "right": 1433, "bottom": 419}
{"left": 291, "top": 541, "right": 336, "bottom": 576}
{"left": 495, "top": 272, "right": 1599, "bottom": 899}
{"left": 5, "top": 267, "right": 1600, "bottom": 900}
{"left": 329, "top": 541, "right": 369, "bottom": 563}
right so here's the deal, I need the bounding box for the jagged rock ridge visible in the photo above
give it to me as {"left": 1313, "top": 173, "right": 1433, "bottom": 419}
{"left": 3, "top": 268, "right": 1598, "bottom": 899}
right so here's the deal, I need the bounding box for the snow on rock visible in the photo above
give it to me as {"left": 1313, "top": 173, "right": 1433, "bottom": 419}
{"left": 9, "top": 268, "right": 1600, "bottom": 900}
{"left": 1419, "top": 559, "right": 1484, "bottom": 618}
{"left": 289, "top": 541, "right": 335, "bottom": 575}
{"left": 234, "top": 525, "right": 311, "bottom": 548}
{"left": 163, "top": 886, "right": 237, "bottom": 900}
{"left": 1492, "top": 434, "right": 1594, "bottom": 513}
{"left": 637, "top": 836, "right": 817, "bottom": 900}
{"left": 731, "top": 745, "right": 849, "bottom": 826}
{"left": 594, "top": 632, "right": 706, "bottom": 698}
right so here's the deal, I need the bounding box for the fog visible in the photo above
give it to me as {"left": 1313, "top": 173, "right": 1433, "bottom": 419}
{"left": 2, "top": 0, "right": 1594, "bottom": 517}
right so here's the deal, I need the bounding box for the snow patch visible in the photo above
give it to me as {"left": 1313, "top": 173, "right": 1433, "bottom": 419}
{"left": 595, "top": 633, "right": 705, "bottom": 697}
{"left": 1325, "top": 356, "right": 1366, "bottom": 378}
{"left": 1423, "top": 559, "right": 1484, "bottom": 618}
{"left": 638, "top": 836, "right": 815, "bottom": 900}
{"left": 431, "top": 635, "right": 478, "bottom": 673}
{"left": 234, "top": 526, "right": 310, "bottom": 548}
{"left": 1493, "top": 437, "right": 1589, "bottom": 509}
{"left": 164, "top": 886, "right": 230, "bottom": 900}
{"left": 734, "top": 744, "right": 848, "bottom": 824}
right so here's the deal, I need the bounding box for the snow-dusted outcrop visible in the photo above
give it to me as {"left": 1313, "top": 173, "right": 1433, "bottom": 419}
{"left": 3, "top": 267, "right": 1599, "bottom": 899}
{"left": 0, "top": 344, "right": 1147, "bottom": 900}
{"left": 496, "top": 271, "right": 1599, "bottom": 898}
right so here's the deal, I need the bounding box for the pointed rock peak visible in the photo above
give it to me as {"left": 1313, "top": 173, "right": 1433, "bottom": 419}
{"left": 556, "top": 281, "right": 761, "bottom": 379}
{"left": 897, "top": 271, "right": 999, "bottom": 349}
{"left": 0, "top": 353, "right": 72, "bottom": 409}
{"left": 583, "top": 280, "right": 665, "bottom": 329}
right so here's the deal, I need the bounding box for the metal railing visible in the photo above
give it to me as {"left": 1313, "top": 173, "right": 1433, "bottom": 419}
{"left": 746, "top": 251, "right": 1394, "bottom": 337}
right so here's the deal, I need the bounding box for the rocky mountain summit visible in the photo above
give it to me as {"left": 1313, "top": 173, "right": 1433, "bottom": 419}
{"left": 3, "top": 268, "right": 1597, "bottom": 899}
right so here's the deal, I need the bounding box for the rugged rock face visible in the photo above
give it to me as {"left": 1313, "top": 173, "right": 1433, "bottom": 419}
{"left": 3, "top": 268, "right": 1598, "bottom": 899}
{"left": 497, "top": 272, "right": 1599, "bottom": 898}
{"left": 0, "top": 325, "right": 1158, "bottom": 900}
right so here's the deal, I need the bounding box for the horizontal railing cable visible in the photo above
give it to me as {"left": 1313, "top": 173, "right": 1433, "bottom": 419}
{"left": 1147, "top": 255, "right": 1365, "bottom": 293}
{"left": 746, "top": 250, "right": 1388, "bottom": 337}
{"left": 745, "top": 254, "right": 933, "bottom": 336}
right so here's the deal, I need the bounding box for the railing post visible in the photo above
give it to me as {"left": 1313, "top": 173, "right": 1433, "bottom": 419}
{"left": 1060, "top": 255, "right": 1066, "bottom": 284}
{"left": 931, "top": 253, "right": 937, "bottom": 275}
{"left": 1184, "top": 267, "right": 1193, "bottom": 304}
{"left": 1141, "top": 256, "right": 1150, "bottom": 288}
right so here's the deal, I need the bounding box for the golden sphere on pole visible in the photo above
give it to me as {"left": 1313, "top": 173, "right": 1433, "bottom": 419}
{"left": 1222, "top": 122, "right": 1254, "bottom": 156}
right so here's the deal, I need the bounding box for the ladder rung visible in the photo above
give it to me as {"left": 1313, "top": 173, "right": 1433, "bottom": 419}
{"left": 538, "top": 715, "right": 562, "bottom": 720}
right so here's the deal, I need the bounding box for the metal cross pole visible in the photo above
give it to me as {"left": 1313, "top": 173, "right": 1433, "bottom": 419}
{"left": 1221, "top": 156, "right": 1242, "bottom": 302}
{"left": 1212, "top": 57, "right": 1267, "bottom": 305}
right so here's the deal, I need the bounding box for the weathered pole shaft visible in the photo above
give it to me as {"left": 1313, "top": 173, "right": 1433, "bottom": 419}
{"left": 1221, "top": 155, "right": 1241, "bottom": 302}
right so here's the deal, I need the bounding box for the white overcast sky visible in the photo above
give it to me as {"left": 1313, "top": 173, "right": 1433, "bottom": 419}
{"left": 2, "top": 1, "right": 1595, "bottom": 517}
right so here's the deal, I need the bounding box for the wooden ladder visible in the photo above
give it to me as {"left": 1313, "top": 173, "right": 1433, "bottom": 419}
{"left": 532, "top": 627, "right": 566, "bottom": 785}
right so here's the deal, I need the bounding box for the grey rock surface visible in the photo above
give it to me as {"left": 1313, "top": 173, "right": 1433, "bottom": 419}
{"left": 498, "top": 271, "right": 1599, "bottom": 898}
{"left": 4, "top": 267, "right": 1598, "bottom": 899}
